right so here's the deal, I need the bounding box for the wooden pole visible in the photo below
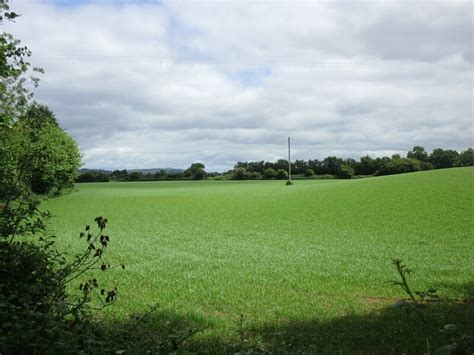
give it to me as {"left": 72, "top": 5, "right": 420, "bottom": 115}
{"left": 288, "top": 136, "right": 291, "bottom": 182}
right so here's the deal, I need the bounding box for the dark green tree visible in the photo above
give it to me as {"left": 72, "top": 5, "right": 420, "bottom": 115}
{"left": 430, "top": 148, "right": 459, "bottom": 169}
{"left": 407, "top": 146, "right": 429, "bottom": 162}
{"left": 356, "top": 155, "right": 377, "bottom": 175}
{"left": 305, "top": 168, "right": 315, "bottom": 177}
{"left": 233, "top": 167, "right": 250, "bottom": 180}
{"left": 276, "top": 169, "right": 288, "bottom": 180}
{"left": 129, "top": 172, "right": 141, "bottom": 181}
{"left": 263, "top": 167, "right": 277, "bottom": 179}
{"left": 455, "top": 148, "right": 474, "bottom": 167}
{"left": 378, "top": 158, "right": 421, "bottom": 176}
{"left": 320, "top": 156, "right": 344, "bottom": 175}
{"left": 184, "top": 163, "right": 206, "bottom": 180}
{"left": 13, "top": 103, "right": 81, "bottom": 195}
{"left": 337, "top": 164, "right": 354, "bottom": 179}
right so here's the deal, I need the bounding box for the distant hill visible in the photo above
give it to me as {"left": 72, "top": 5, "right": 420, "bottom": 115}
{"left": 79, "top": 168, "right": 184, "bottom": 174}
{"left": 128, "top": 168, "right": 184, "bottom": 174}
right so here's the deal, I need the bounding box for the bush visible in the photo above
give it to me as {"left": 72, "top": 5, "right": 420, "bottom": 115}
{"left": 456, "top": 148, "right": 474, "bottom": 167}
{"left": 0, "top": 240, "right": 67, "bottom": 353}
{"left": 337, "top": 164, "right": 354, "bottom": 179}
{"left": 276, "top": 169, "right": 288, "bottom": 180}
{"left": 378, "top": 158, "right": 421, "bottom": 176}
{"left": 76, "top": 171, "right": 110, "bottom": 183}
{"left": 13, "top": 104, "right": 81, "bottom": 195}
{"left": 305, "top": 169, "right": 315, "bottom": 177}
{"left": 263, "top": 168, "right": 277, "bottom": 179}
{"left": 0, "top": 211, "right": 122, "bottom": 354}
{"left": 233, "top": 167, "right": 250, "bottom": 180}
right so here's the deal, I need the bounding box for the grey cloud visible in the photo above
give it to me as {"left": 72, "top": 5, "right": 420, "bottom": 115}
{"left": 327, "top": 1, "right": 473, "bottom": 64}
{"left": 4, "top": 0, "right": 472, "bottom": 171}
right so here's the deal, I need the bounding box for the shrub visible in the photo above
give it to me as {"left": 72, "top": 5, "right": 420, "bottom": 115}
{"left": 276, "top": 169, "right": 288, "bottom": 180}
{"left": 76, "top": 171, "right": 110, "bottom": 183}
{"left": 0, "top": 210, "right": 122, "bottom": 354}
{"left": 455, "top": 148, "right": 474, "bottom": 167}
{"left": 263, "top": 168, "right": 277, "bottom": 179}
{"left": 233, "top": 167, "right": 250, "bottom": 180}
{"left": 378, "top": 158, "right": 421, "bottom": 176}
{"left": 337, "top": 164, "right": 354, "bottom": 179}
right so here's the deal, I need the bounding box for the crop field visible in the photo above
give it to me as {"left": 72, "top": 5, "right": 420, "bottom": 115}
{"left": 42, "top": 168, "right": 473, "bottom": 353}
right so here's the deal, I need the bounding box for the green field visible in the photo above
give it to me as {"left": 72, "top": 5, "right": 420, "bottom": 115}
{"left": 43, "top": 168, "right": 474, "bottom": 353}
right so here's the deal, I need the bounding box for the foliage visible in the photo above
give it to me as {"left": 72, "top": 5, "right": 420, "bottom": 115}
{"left": 455, "top": 148, "right": 474, "bottom": 167}
{"left": 184, "top": 162, "right": 206, "bottom": 180}
{"left": 0, "top": 212, "right": 122, "bottom": 354}
{"left": 407, "top": 146, "right": 429, "bottom": 162}
{"left": 0, "top": 7, "right": 123, "bottom": 352}
{"left": 337, "top": 164, "right": 354, "bottom": 179}
{"left": 226, "top": 146, "right": 472, "bottom": 181}
{"left": 129, "top": 171, "right": 141, "bottom": 181}
{"left": 377, "top": 158, "right": 421, "bottom": 176}
{"left": 76, "top": 170, "right": 110, "bottom": 183}
{"left": 263, "top": 167, "right": 277, "bottom": 179}
{"left": 305, "top": 168, "right": 315, "bottom": 177}
{"left": 430, "top": 148, "right": 459, "bottom": 169}
{"left": 390, "top": 259, "right": 473, "bottom": 354}
{"left": 12, "top": 104, "right": 81, "bottom": 195}
{"left": 0, "top": 2, "right": 77, "bottom": 197}
{"left": 275, "top": 168, "right": 288, "bottom": 180}
{"left": 233, "top": 167, "right": 250, "bottom": 180}
{"left": 0, "top": 1, "right": 42, "bottom": 127}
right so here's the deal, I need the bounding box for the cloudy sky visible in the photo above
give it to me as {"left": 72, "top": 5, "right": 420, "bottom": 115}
{"left": 4, "top": 0, "right": 473, "bottom": 171}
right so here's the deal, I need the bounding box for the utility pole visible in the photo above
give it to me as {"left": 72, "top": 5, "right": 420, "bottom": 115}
{"left": 288, "top": 136, "right": 291, "bottom": 183}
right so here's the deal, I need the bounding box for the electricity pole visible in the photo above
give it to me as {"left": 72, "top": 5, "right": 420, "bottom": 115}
{"left": 288, "top": 136, "right": 291, "bottom": 183}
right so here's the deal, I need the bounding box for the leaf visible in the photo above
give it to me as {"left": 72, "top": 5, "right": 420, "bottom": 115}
{"left": 443, "top": 324, "right": 458, "bottom": 332}
{"left": 392, "top": 300, "right": 410, "bottom": 308}
{"left": 434, "top": 342, "right": 457, "bottom": 354}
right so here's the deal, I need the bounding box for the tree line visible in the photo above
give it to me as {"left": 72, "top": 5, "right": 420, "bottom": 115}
{"left": 77, "top": 146, "right": 473, "bottom": 182}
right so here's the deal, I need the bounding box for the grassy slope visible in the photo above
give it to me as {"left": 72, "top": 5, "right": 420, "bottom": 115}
{"left": 43, "top": 167, "right": 473, "bottom": 351}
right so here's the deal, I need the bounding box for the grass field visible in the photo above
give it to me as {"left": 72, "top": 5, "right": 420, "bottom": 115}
{"left": 43, "top": 167, "right": 474, "bottom": 353}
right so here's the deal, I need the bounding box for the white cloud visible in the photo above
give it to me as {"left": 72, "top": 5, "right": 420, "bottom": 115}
{"left": 4, "top": 0, "right": 472, "bottom": 171}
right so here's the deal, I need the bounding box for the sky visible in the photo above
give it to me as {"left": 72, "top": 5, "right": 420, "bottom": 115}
{"left": 4, "top": 0, "right": 473, "bottom": 171}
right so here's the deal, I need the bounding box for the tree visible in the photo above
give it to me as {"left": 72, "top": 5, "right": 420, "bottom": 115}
{"left": 337, "top": 164, "right": 354, "bottom": 179}
{"left": 407, "top": 146, "right": 428, "bottom": 162}
{"left": 455, "top": 148, "right": 474, "bottom": 167}
{"left": 378, "top": 158, "right": 421, "bottom": 176}
{"left": 1, "top": 4, "right": 121, "bottom": 352}
{"left": 356, "top": 155, "right": 377, "bottom": 175}
{"left": 293, "top": 159, "right": 308, "bottom": 175}
{"left": 307, "top": 159, "right": 321, "bottom": 175}
{"left": 305, "top": 168, "right": 315, "bottom": 177}
{"left": 276, "top": 169, "right": 288, "bottom": 180}
{"left": 111, "top": 169, "right": 129, "bottom": 181}
{"left": 233, "top": 167, "right": 250, "bottom": 180}
{"left": 129, "top": 172, "right": 141, "bottom": 181}
{"left": 13, "top": 103, "right": 81, "bottom": 195}
{"left": 184, "top": 163, "right": 206, "bottom": 180}
{"left": 320, "top": 156, "right": 344, "bottom": 175}
{"left": 1, "top": 3, "right": 42, "bottom": 127}
{"left": 263, "top": 167, "right": 277, "bottom": 179}
{"left": 430, "top": 148, "right": 459, "bottom": 169}
{"left": 76, "top": 170, "right": 109, "bottom": 183}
